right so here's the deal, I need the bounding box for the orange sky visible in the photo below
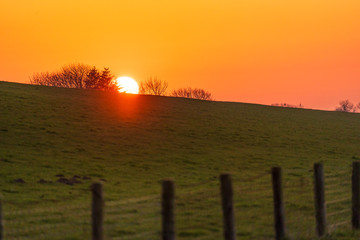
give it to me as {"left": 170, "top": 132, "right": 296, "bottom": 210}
{"left": 1, "top": 0, "right": 360, "bottom": 110}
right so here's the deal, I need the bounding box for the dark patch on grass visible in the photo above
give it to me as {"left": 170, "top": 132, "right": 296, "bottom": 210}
{"left": 0, "top": 158, "right": 12, "bottom": 163}
{"left": 46, "top": 130, "right": 58, "bottom": 135}
{"left": 57, "top": 177, "right": 82, "bottom": 185}
{"left": 37, "top": 179, "right": 53, "bottom": 184}
{"left": 13, "top": 178, "right": 25, "bottom": 184}
{"left": 126, "top": 209, "right": 138, "bottom": 213}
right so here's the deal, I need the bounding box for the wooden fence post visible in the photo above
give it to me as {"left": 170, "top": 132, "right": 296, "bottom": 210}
{"left": 314, "top": 163, "right": 326, "bottom": 237}
{"left": 92, "top": 182, "right": 104, "bottom": 240}
{"left": 0, "top": 195, "right": 3, "bottom": 240}
{"left": 271, "top": 167, "right": 286, "bottom": 240}
{"left": 162, "top": 180, "right": 175, "bottom": 240}
{"left": 352, "top": 161, "right": 360, "bottom": 229}
{"left": 220, "top": 174, "right": 236, "bottom": 240}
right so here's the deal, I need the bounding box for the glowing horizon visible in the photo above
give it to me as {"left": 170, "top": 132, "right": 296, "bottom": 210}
{"left": 1, "top": 0, "right": 359, "bottom": 110}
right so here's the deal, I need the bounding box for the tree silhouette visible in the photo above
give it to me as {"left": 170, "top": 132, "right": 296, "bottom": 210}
{"left": 84, "top": 67, "right": 101, "bottom": 89}
{"left": 335, "top": 99, "right": 354, "bottom": 112}
{"left": 84, "top": 67, "right": 117, "bottom": 91}
{"left": 139, "top": 77, "right": 168, "bottom": 96}
{"left": 30, "top": 63, "right": 118, "bottom": 91}
{"left": 171, "top": 88, "right": 213, "bottom": 101}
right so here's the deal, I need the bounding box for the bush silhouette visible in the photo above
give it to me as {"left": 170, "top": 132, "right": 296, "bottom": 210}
{"left": 30, "top": 63, "right": 118, "bottom": 91}
{"left": 139, "top": 77, "right": 168, "bottom": 96}
{"left": 335, "top": 99, "right": 354, "bottom": 112}
{"left": 171, "top": 88, "right": 213, "bottom": 101}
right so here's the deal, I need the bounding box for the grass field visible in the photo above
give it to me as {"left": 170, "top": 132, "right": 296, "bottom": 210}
{"left": 1, "top": 81, "right": 360, "bottom": 239}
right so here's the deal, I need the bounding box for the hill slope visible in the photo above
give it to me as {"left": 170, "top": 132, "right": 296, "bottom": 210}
{"left": 1, "top": 81, "right": 360, "bottom": 239}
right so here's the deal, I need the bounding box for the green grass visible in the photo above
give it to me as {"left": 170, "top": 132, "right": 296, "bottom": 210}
{"left": 1, "top": 81, "right": 360, "bottom": 239}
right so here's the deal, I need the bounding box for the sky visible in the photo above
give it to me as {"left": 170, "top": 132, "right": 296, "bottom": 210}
{"left": 1, "top": 0, "right": 360, "bottom": 110}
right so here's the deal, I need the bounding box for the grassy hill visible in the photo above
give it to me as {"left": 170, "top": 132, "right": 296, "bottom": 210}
{"left": 1, "top": 81, "right": 360, "bottom": 239}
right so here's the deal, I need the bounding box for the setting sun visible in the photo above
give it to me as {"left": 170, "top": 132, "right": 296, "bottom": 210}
{"left": 116, "top": 76, "right": 139, "bottom": 94}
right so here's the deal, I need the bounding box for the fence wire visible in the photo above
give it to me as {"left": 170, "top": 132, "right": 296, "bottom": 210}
{"left": 176, "top": 177, "right": 222, "bottom": 240}
{"left": 2, "top": 165, "right": 359, "bottom": 239}
{"left": 4, "top": 201, "right": 91, "bottom": 240}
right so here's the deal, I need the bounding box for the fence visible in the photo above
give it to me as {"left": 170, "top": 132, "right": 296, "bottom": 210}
{"left": 1, "top": 162, "right": 360, "bottom": 239}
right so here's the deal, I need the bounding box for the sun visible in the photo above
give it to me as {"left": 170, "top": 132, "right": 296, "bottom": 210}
{"left": 116, "top": 76, "right": 139, "bottom": 94}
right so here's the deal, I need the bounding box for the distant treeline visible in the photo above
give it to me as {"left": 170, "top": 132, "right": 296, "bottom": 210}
{"left": 30, "top": 63, "right": 118, "bottom": 91}
{"left": 139, "top": 77, "right": 214, "bottom": 101}
{"left": 271, "top": 100, "right": 360, "bottom": 113}
{"left": 271, "top": 103, "right": 304, "bottom": 108}
{"left": 30, "top": 63, "right": 214, "bottom": 101}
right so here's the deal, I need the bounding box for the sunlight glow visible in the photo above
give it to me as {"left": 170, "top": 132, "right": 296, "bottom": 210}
{"left": 116, "top": 76, "right": 139, "bottom": 94}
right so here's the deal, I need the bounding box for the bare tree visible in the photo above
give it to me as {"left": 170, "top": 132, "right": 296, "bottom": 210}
{"left": 31, "top": 71, "right": 71, "bottom": 88}
{"left": 171, "top": 88, "right": 213, "bottom": 101}
{"left": 139, "top": 77, "right": 168, "bottom": 96}
{"left": 61, "top": 63, "right": 91, "bottom": 88}
{"left": 357, "top": 102, "right": 360, "bottom": 112}
{"left": 335, "top": 99, "right": 354, "bottom": 112}
{"left": 30, "top": 63, "right": 118, "bottom": 91}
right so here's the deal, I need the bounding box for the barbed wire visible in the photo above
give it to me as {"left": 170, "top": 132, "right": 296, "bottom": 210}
{"left": 3, "top": 164, "right": 358, "bottom": 239}
{"left": 177, "top": 176, "right": 218, "bottom": 189}
{"left": 327, "top": 208, "right": 351, "bottom": 218}
{"left": 4, "top": 220, "right": 90, "bottom": 239}
{"left": 232, "top": 171, "right": 270, "bottom": 183}
{"left": 326, "top": 188, "right": 350, "bottom": 195}
{"left": 325, "top": 170, "right": 351, "bottom": 178}
{"left": 327, "top": 197, "right": 350, "bottom": 206}
{"left": 326, "top": 181, "right": 351, "bottom": 188}
{"left": 4, "top": 201, "right": 89, "bottom": 217}
{"left": 105, "top": 194, "right": 159, "bottom": 207}
{"left": 328, "top": 220, "right": 351, "bottom": 231}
